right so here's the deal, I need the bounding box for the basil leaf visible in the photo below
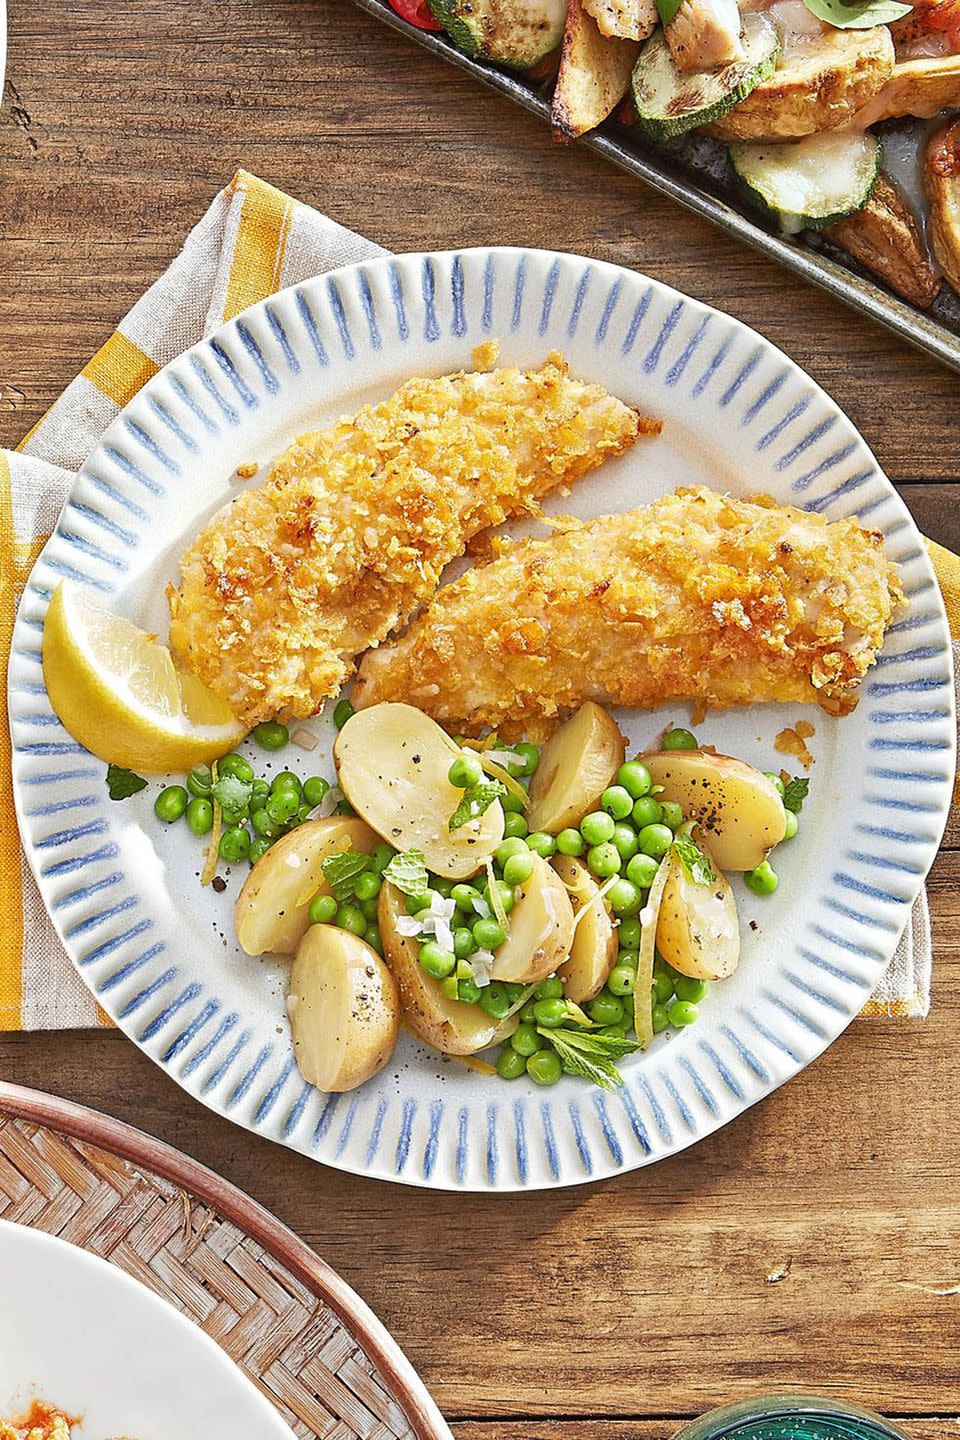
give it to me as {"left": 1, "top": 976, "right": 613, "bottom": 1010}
{"left": 106, "top": 764, "right": 147, "bottom": 801}
{"left": 382, "top": 848, "right": 429, "bottom": 898}
{"left": 782, "top": 776, "right": 810, "bottom": 813}
{"left": 449, "top": 779, "right": 507, "bottom": 832}
{"left": 801, "top": 0, "right": 911, "bottom": 28}
{"left": 671, "top": 831, "right": 717, "bottom": 886}
{"left": 655, "top": 0, "right": 685, "bottom": 23}
{"left": 321, "top": 850, "right": 371, "bottom": 902}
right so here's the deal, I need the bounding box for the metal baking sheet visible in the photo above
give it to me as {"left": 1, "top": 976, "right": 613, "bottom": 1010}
{"left": 349, "top": 0, "right": 960, "bottom": 374}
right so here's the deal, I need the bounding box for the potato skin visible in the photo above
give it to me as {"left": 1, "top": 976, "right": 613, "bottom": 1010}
{"left": 553, "top": 854, "right": 617, "bottom": 1001}
{"left": 490, "top": 854, "right": 575, "bottom": 984}
{"left": 925, "top": 117, "right": 960, "bottom": 295}
{"left": 288, "top": 925, "right": 400, "bottom": 1093}
{"left": 526, "top": 701, "right": 625, "bottom": 835}
{"left": 710, "top": 23, "right": 894, "bottom": 139}
{"left": 828, "top": 172, "right": 940, "bottom": 309}
{"left": 641, "top": 749, "right": 785, "bottom": 871}
{"left": 655, "top": 850, "right": 740, "bottom": 981}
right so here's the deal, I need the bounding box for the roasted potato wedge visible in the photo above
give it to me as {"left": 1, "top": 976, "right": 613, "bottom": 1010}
{"left": 641, "top": 749, "right": 786, "bottom": 871}
{"left": 711, "top": 23, "right": 894, "bottom": 139}
{"left": 490, "top": 853, "right": 576, "bottom": 984}
{"left": 235, "top": 817, "right": 379, "bottom": 957}
{"left": 335, "top": 702, "right": 503, "bottom": 879}
{"left": 827, "top": 171, "right": 940, "bottom": 309}
{"left": 552, "top": 0, "right": 641, "bottom": 138}
{"left": 526, "top": 702, "right": 625, "bottom": 834}
{"left": 287, "top": 925, "right": 400, "bottom": 1092}
{"left": 583, "top": 0, "right": 656, "bottom": 40}
{"left": 553, "top": 854, "right": 617, "bottom": 1001}
{"left": 655, "top": 849, "right": 740, "bottom": 982}
{"left": 925, "top": 117, "right": 960, "bottom": 294}
{"left": 379, "top": 887, "right": 519, "bottom": 1055}
{"left": 853, "top": 53, "right": 960, "bottom": 123}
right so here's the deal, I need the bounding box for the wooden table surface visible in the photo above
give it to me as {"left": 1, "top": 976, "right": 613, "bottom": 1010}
{"left": 2, "top": 0, "right": 959, "bottom": 1434}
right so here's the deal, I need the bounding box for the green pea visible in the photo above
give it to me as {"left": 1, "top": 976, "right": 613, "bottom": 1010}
{"left": 587, "top": 842, "right": 621, "bottom": 879}
{"left": 607, "top": 877, "right": 640, "bottom": 916}
{"left": 497, "top": 1048, "right": 527, "bottom": 1080}
{"left": 764, "top": 771, "right": 786, "bottom": 797}
{"left": 745, "top": 861, "right": 779, "bottom": 895}
{"left": 333, "top": 698, "right": 354, "bottom": 730}
{"left": 580, "top": 810, "right": 615, "bottom": 845}
{"left": 458, "top": 978, "right": 482, "bottom": 1005}
{"left": 251, "top": 720, "right": 289, "bottom": 751}
{"left": 520, "top": 999, "right": 538, "bottom": 1023}
{"left": 365, "top": 924, "right": 383, "bottom": 955}
{"left": 513, "top": 742, "right": 541, "bottom": 777}
{"left": 495, "top": 837, "right": 529, "bottom": 866}
{"left": 653, "top": 970, "right": 674, "bottom": 1004}
{"left": 503, "top": 812, "right": 529, "bottom": 839}
{"left": 556, "top": 828, "right": 585, "bottom": 857}
{"left": 251, "top": 778, "right": 270, "bottom": 805}
{"left": 638, "top": 823, "right": 673, "bottom": 860}
{"left": 294, "top": 804, "right": 313, "bottom": 827}
{"left": 309, "top": 894, "right": 338, "bottom": 924}
{"left": 219, "top": 825, "right": 251, "bottom": 863}
{"left": 667, "top": 999, "right": 699, "bottom": 1026}
{"left": 674, "top": 975, "right": 708, "bottom": 1003}
{"left": 659, "top": 801, "right": 685, "bottom": 831}
{"left": 406, "top": 890, "right": 434, "bottom": 916}
{"left": 651, "top": 1003, "right": 670, "bottom": 1034}
{"left": 533, "top": 997, "right": 566, "bottom": 1028}
{"left": 370, "top": 843, "right": 397, "bottom": 873}
{"left": 220, "top": 802, "right": 250, "bottom": 827}
{"left": 663, "top": 728, "right": 698, "bottom": 751}
{"left": 500, "top": 791, "right": 526, "bottom": 815}
{"left": 608, "top": 965, "right": 636, "bottom": 997}
{"left": 354, "top": 871, "right": 382, "bottom": 903}
{"left": 483, "top": 879, "right": 515, "bottom": 916}
{"left": 601, "top": 785, "right": 634, "bottom": 821}
{"left": 334, "top": 800, "right": 355, "bottom": 816}
{"left": 784, "top": 810, "right": 799, "bottom": 840}
{"left": 218, "top": 752, "right": 254, "bottom": 783}
{"left": 526, "top": 1050, "right": 562, "bottom": 1086}
{"left": 271, "top": 770, "right": 301, "bottom": 796}
{"left": 249, "top": 807, "right": 278, "bottom": 838}
{"left": 249, "top": 836, "right": 273, "bottom": 864}
{"left": 154, "top": 785, "right": 188, "bottom": 824}
{"left": 473, "top": 917, "right": 506, "bottom": 951}
{"left": 526, "top": 831, "right": 556, "bottom": 858}
{"left": 452, "top": 882, "right": 482, "bottom": 912}
{"left": 480, "top": 982, "right": 512, "bottom": 1019}
{"left": 600, "top": 1024, "right": 627, "bottom": 1039}
{"left": 433, "top": 877, "right": 454, "bottom": 899}
{"left": 448, "top": 752, "right": 484, "bottom": 789}
{"left": 187, "top": 765, "right": 213, "bottom": 797}
{"left": 416, "top": 941, "right": 455, "bottom": 978}
{"left": 626, "top": 852, "right": 659, "bottom": 889}
{"left": 587, "top": 993, "right": 624, "bottom": 1026}
{"left": 360, "top": 897, "right": 380, "bottom": 922}
{"left": 510, "top": 1022, "right": 542, "bottom": 1057}
{"left": 617, "top": 761, "right": 653, "bottom": 799}
{"left": 265, "top": 791, "right": 298, "bottom": 825}
{"left": 336, "top": 904, "right": 367, "bottom": 936}
{"left": 302, "top": 776, "right": 330, "bottom": 807}
{"left": 536, "top": 977, "right": 564, "bottom": 999}
{"left": 618, "top": 917, "right": 642, "bottom": 950}
{"left": 503, "top": 852, "right": 535, "bottom": 887}
{"left": 439, "top": 975, "right": 459, "bottom": 1001}
{"left": 185, "top": 797, "right": 214, "bottom": 836}
{"left": 617, "top": 948, "right": 639, "bottom": 970}
{"left": 611, "top": 822, "right": 638, "bottom": 862}
{"left": 631, "top": 796, "right": 663, "bottom": 828}
{"left": 453, "top": 927, "right": 476, "bottom": 959}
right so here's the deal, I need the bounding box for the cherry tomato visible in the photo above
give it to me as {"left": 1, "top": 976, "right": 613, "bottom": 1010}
{"left": 387, "top": 0, "right": 443, "bottom": 30}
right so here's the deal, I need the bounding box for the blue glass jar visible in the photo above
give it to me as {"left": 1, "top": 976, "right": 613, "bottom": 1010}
{"left": 675, "top": 1396, "right": 912, "bottom": 1440}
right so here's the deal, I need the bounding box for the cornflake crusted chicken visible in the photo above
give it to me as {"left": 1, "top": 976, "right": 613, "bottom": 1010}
{"left": 353, "top": 486, "right": 904, "bottom": 739}
{"left": 0, "top": 1404, "right": 137, "bottom": 1440}
{"left": 169, "top": 354, "right": 653, "bottom": 726}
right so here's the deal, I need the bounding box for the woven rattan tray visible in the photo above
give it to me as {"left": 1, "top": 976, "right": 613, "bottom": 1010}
{"left": 0, "top": 1082, "right": 451, "bottom": 1440}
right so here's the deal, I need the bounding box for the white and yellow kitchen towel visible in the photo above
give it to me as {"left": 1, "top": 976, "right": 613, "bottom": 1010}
{"left": 0, "top": 170, "right": 953, "bottom": 1028}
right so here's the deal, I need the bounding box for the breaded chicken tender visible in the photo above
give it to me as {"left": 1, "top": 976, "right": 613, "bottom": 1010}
{"left": 168, "top": 355, "right": 651, "bottom": 725}
{"left": 353, "top": 487, "right": 904, "bottom": 738}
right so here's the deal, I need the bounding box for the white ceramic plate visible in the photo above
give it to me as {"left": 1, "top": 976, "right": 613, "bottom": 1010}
{"left": 0, "top": 1220, "right": 296, "bottom": 1438}
{"left": 9, "top": 248, "right": 955, "bottom": 1191}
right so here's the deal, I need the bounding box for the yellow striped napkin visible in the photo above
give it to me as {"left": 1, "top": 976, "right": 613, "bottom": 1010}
{"left": 0, "top": 170, "right": 954, "bottom": 1029}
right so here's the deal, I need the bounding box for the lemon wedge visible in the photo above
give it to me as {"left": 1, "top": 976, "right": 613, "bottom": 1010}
{"left": 42, "top": 581, "right": 246, "bottom": 772}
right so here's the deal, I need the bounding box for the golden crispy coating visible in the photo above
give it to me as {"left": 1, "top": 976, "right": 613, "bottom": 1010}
{"left": 168, "top": 356, "right": 649, "bottom": 726}
{"left": 353, "top": 487, "right": 904, "bottom": 738}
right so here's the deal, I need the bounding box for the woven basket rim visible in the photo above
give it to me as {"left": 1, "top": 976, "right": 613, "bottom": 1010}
{"left": 0, "top": 1080, "right": 452, "bottom": 1440}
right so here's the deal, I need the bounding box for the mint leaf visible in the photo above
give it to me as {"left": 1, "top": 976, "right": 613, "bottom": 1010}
{"left": 449, "top": 779, "right": 507, "bottom": 832}
{"left": 782, "top": 777, "right": 810, "bottom": 813}
{"left": 106, "top": 765, "right": 147, "bottom": 801}
{"left": 382, "top": 848, "right": 429, "bottom": 898}
{"left": 801, "top": 0, "right": 910, "bottom": 26}
{"left": 541, "top": 1029, "right": 630, "bottom": 1089}
{"left": 671, "top": 831, "right": 716, "bottom": 886}
{"left": 211, "top": 773, "right": 252, "bottom": 813}
{"left": 546, "top": 1027, "right": 643, "bottom": 1060}
{"left": 321, "top": 850, "right": 371, "bottom": 902}
{"left": 655, "top": 0, "right": 684, "bottom": 21}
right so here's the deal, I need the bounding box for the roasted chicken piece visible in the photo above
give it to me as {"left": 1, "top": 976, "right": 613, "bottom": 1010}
{"left": 168, "top": 356, "right": 651, "bottom": 726}
{"left": 665, "top": 0, "right": 744, "bottom": 72}
{"left": 353, "top": 487, "right": 904, "bottom": 739}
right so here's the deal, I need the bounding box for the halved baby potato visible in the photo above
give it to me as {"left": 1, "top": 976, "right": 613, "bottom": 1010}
{"left": 526, "top": 701, "right": 625, "bottom": 834}
{"left": 379, "top": 887, "right": 519, "bottom": 1055}
{"left": 641, "top": 749, "right": 786, "bottom": 871}
{"left": 287, "top": 924, "right": 400, "bottom": 1092}
{"left": 490, "top": 853, "right": 576, "bottom": 984}
{"left": 235, "top": 816, "right": 378, "bottom": 957}
{"left": 334, "top": 702, "right": 504, "bottom": 879}
{"left": 655, "top": 848, "right": 740, "bottom": 982}
{"left": 552, "top": 854, "right": 617, "bottom": 1002}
